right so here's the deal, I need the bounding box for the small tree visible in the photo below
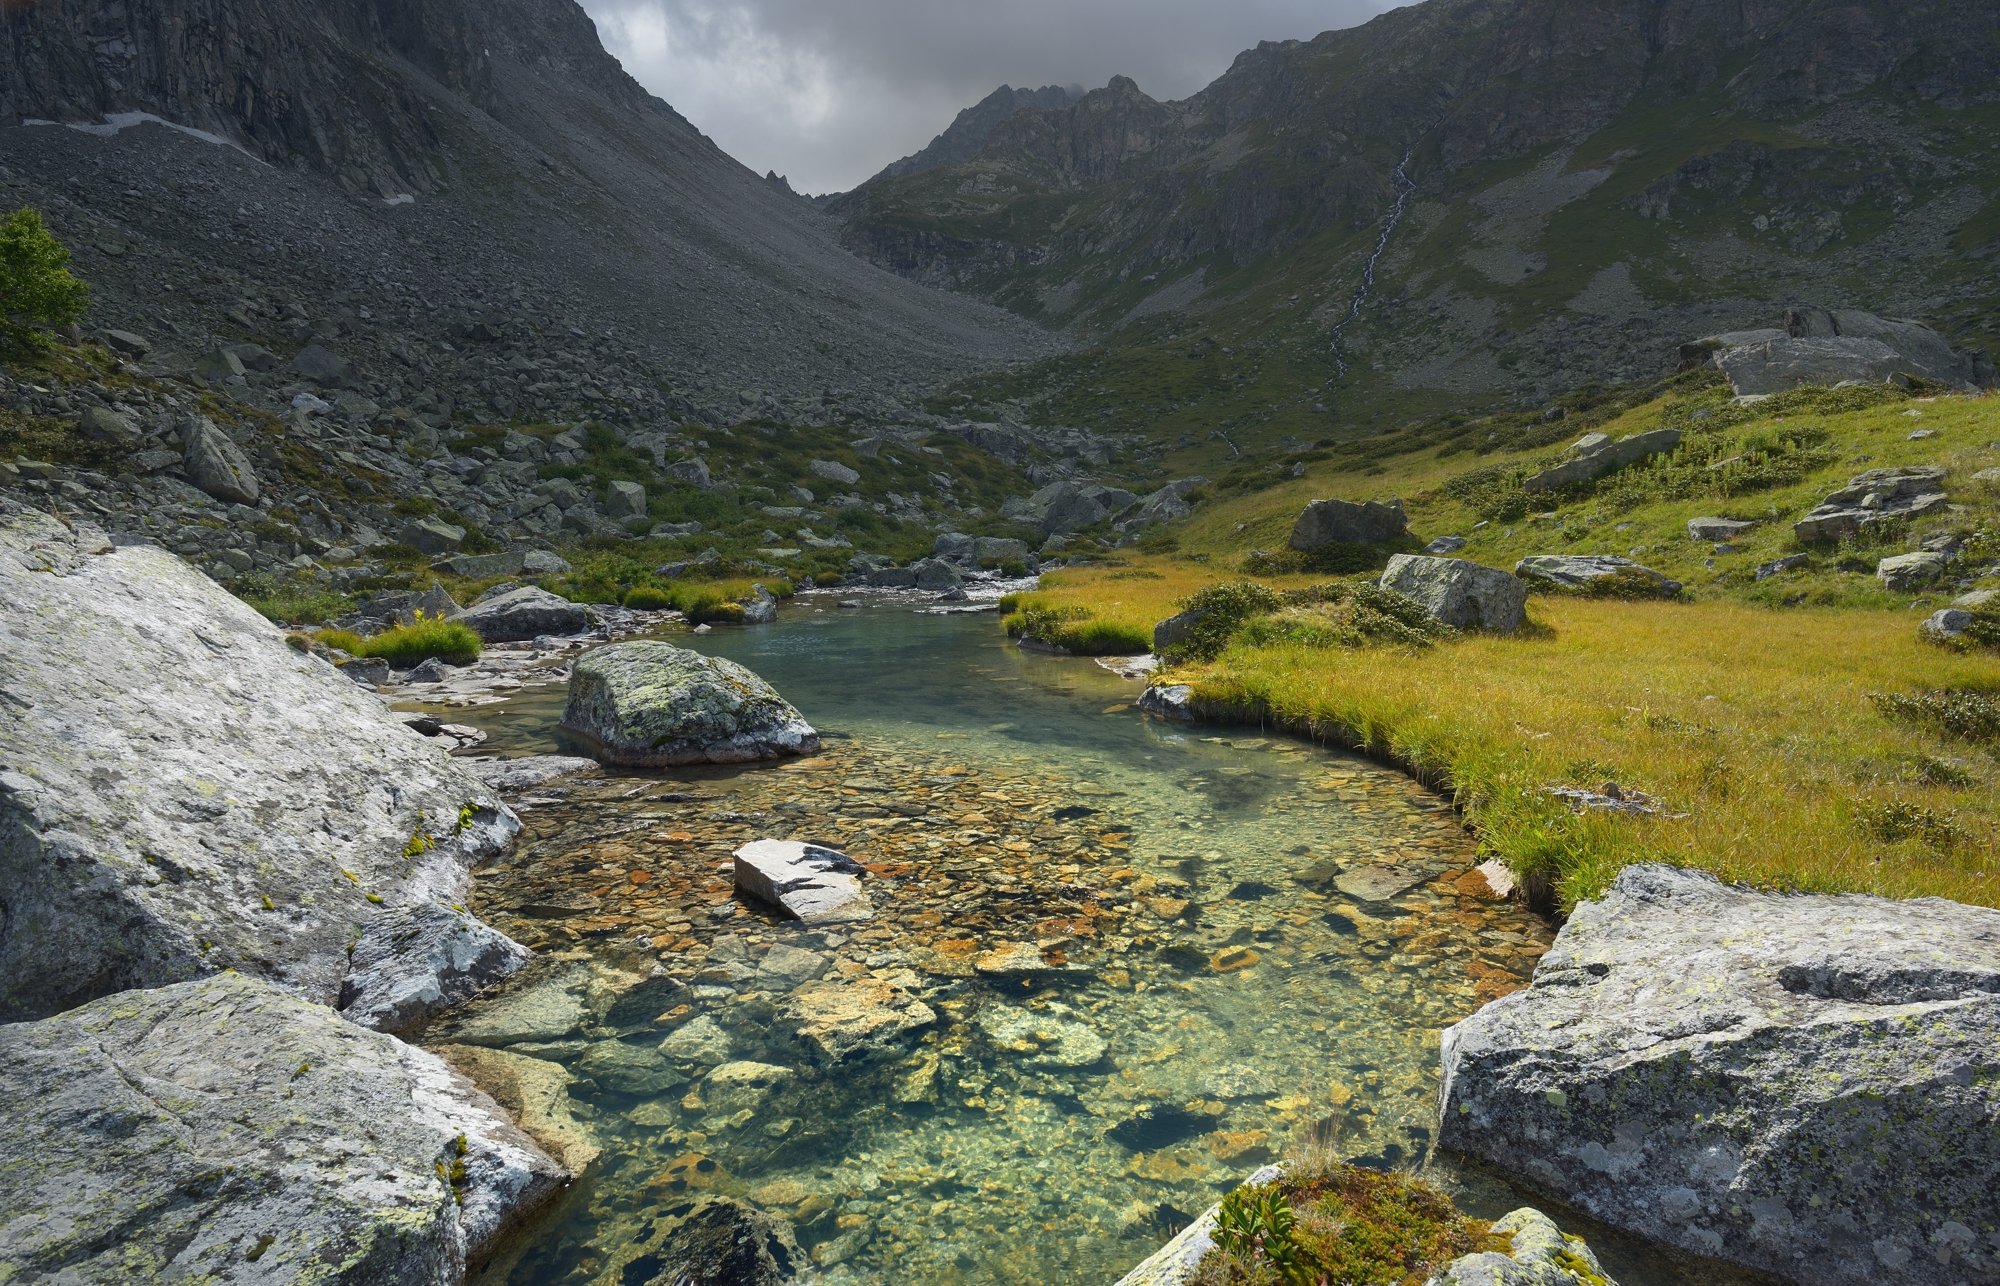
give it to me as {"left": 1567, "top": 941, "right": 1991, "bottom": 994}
{"left": 0, "top": 208, "right": 90, "bottom": 357}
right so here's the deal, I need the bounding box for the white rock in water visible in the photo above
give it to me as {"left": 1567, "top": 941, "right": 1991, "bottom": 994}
{"left": 732, "top": 839, "right": 873, "bottom": 922}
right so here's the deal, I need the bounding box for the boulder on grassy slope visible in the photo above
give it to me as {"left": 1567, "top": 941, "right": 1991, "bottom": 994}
{"left": 0, "top": 973, "right": 569, "bottom": 1284}
{"left": 1439, "top": 864, "right": 2000, "bottom": 1285}
{"left": 560, "top": 641, "right": 819, "bottom": 767}
{"left": 0, "top": 505, "right": 524, "bottom": 1026}
{"left": 1289, "top": 498, "right": 1408, "bottom": 550}
{"left": 1380, "top": 555, "right": 1527, "bottom": 632}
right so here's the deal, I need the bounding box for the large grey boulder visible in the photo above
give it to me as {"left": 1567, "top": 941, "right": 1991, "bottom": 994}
{"left": 1514, "top": 555, "right": 1681, "bottom": 597}
{"left": 1289, "top": 497, "right": 1409, "bottom": 549}
{"left": 733, "top": 839, "right": 872, "bottom": 922}
{"left": 0, "top": 973, "right": 568, "bottom": 1283}
{"left": 909, "top": 556, "right": 964, "bottom": 591}
{"left": 0, "top": 507, "right": 525, "bottom": 1026}
{"left": 1704, "top": 309, "right": 1987, "bottom": 396}
{"left": 809, "top": 458, "right": 860, "bottom": 486}
{"left": 1381, "top": 555, "right": 1526, "bottom": 632}
{"left": 603, "top": 479, "right": 647, "bottom": 520}
{"left": 1795, "top": 466, "right": 1949, "bottom": 543}
{"left": 1439, "top": 864, "right": 2000, "bottom": 1285}
{"left": 456, "top": 586, "right": 594, "bottom": 642}
{"left": 1016, "top": 480, "right": 1139, "bottom": 534}
{"left": 400, "top": 516, "right": 467, "bottom": 555}
{"left": 560, "top": 641, "right": 819, "bottom": 767}
{"left": 1120, "top": 478, "right": 1207, "bottom": 532}
{"left": 179, "top": 415, "right": 260, "bottom": 504}
{"left": 1522, "top": 429, "right": 1681, "bottom": 493}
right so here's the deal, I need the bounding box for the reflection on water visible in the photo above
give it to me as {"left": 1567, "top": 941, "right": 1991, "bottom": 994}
{"left": 437, "top": 601, "right": 1559, "bottom": 1285}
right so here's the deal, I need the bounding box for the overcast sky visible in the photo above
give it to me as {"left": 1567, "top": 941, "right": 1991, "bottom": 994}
{"left": 578, "top": 1, "right": 1405, "bottom": 195}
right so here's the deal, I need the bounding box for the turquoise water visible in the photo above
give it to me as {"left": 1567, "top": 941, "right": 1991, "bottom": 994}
{"left": 437, "top": 601, "right": 1595, "bottom": 1284}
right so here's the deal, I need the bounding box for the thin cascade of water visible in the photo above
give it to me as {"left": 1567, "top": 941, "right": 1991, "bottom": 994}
{"left": 1330, "top": 139, "right": 1422, "bottom": 379}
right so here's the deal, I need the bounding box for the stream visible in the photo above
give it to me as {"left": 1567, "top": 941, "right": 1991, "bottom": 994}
{"left": 425, "top": 599, "right": 1569, "bottom": 1284}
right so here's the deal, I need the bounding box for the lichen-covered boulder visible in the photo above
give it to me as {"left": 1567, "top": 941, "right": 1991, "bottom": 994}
{"left": 1426, "top": 1209, "right": 1617, "bottom": 1286}
{"left": 0, "top": 973, "right": 569, "bottom": 1283}
{"left": 1440, "top": 864, "right": 2000, "bottom": 1285}
{"left": 0, "top": 506, "right": 524, "bottom": 1026}
{"left": 560, "top": 641, "right": 819, "bottom": 767}
{"left": 1381, "top": 555, "right": 1527, "bottom": 632}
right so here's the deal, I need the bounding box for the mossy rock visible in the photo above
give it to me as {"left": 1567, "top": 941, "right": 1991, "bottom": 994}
{"left": 559, "top": 641, "right": 820, "bottom": 767}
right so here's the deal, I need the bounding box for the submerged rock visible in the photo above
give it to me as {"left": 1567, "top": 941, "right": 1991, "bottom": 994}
{"left": 779, "top": 974, "right": 936, "bottom": 1063}
{"left": 1440, "top": 864, "right": 2000, "bottom": 1285}
{"left": 1380, "top": 555, "right": 1526, "bottom": 632}
{"left": 597, "top": 1196, "right": 804, "bottom": 1286}
{"left": 979, "top": 1003, "right": 1108, "bottom": 1069}
{"left": 561, "top": 641, "right": 820, "bottom": 767}
{"left": 0, "top": 506, "right": 523, "bottom": 1025}
{"left": 0, "top": 973, "right": 567, "bottom": 1283}
{"left": 732, "top": 839, "right": 872, "bottom": 922}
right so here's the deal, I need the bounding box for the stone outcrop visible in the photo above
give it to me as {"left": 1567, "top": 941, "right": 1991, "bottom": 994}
{"left": 1439, "top": 864, "right": 2000, "bottom": 1285}
{"left": 1514, "top": 554, "right": 1681, "bottom": 597}
{"left": 1380, "top": 555, "right": 1527, "bottom": 632}
{"left": 1794, "top": 466, "right": 1949, "bottom": 543}
{"left": 1289, "top": 498, "right": 1409, "bottom": 550}
{"left": 0, "top": 973, "right": 568, "bottom": 1283}
{"left": 560, "top": 641, "right": 820, "bottom": 767}
{"left": 1428, "top": 1209, "right": 1618, "bottom": 1286}
{"left": 1687, "top": 516, "right": 1755, "bottom": 541}
{"left": 0, "top": 507, "right": 524, "bottom": 1025}
{"left": 1877, "top": 550, "right": 1949, "bottom": 591}
{"left": 732, "top": 839, "right": 873, "bottom": 922}
{"left": 456, "top": 585, "right": 596, "bottom": 642}
{"left": 1521, "top": 429, "right": 1681, "bottom": 493}
{"left": 1699, "top": 309, "right": 1991, "bottom": 397}
{"left": 1008, "top": 480, "right": 1139, "bottom": 534}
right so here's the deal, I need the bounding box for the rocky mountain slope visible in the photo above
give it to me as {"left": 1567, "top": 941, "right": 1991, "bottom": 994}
{"left": 833, "top": 0, "right": 2000, "bottom": 448}
{"left": 0, "top": 0, "right": 1125, "bottom": 585}
{"left": 867, "top": 84, "right": 1084, "bottom": 185}
{"left": 0, "top": 0, "right": 1058, "bottom": 425}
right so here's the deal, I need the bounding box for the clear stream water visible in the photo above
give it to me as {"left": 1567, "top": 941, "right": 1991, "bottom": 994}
{"left": 430, "top": 600, "right": 1713, "bottom": 1286}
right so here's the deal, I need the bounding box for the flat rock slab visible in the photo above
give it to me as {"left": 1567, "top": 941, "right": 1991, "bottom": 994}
{"left": 1333, "top": 862, "right": 1440, "bottom": 905}
{"left": 733, "top": 839, "right": 872, "bottom": 922}
{"left": 466, "top": 754, "right": 603, "bottom": 792}
{"left": 457, "top": 586, "right": 596, "bottom": 643}
{"left": 0, "top": 506, "right": 523, "bottom": 1026}
{"left": 561, "top": 641, "right": 820, "bottom": 767}
{"left": 1440, "top": 864, "right": 2000, "bottom": 1285}
{"left": 0, "top": 973, "right": 567, "bottom": 1283}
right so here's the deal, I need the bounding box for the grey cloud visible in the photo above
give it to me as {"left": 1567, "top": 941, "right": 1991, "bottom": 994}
{"left": 579, "top": 0, "right": 1405, "bottom": 194}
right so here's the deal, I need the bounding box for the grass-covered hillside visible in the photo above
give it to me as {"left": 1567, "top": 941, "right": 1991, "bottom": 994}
{"left": 1004, "top": 378, "right": 2000, "bottom": 910}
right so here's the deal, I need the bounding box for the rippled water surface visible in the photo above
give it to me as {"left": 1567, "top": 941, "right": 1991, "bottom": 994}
{"left": 435, "top": 600, "right": 1559, "bottom": 1285}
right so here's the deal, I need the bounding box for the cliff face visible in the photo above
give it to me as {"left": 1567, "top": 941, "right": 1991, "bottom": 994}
{"left": 832, "top": 0, "right": 2000, "bottom": 405}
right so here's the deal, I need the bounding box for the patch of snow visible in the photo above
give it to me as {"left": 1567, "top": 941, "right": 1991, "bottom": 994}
{"left": 383, "top": 194, "right": 416, "bottom": 207}
{"left": 21, "top": 112, "right": 265, "bottom": 164}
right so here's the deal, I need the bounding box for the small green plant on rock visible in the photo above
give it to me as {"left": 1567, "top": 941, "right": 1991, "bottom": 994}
{"left": 0, "top": 208, "right": 89, "bottom": 358}
{"left": 1213, "top": 1183, "right": 1301, "bottom": 1278}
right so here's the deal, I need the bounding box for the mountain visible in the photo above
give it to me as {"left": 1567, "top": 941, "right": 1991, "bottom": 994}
{"left": 831, "top": 0, "right": 2000, "bottom": 446}
{"left": 0, "top": 0, "right": 1057, "bottom": 426}
{"left": 867, "top": 83, "right": 1085, "bottom": 186}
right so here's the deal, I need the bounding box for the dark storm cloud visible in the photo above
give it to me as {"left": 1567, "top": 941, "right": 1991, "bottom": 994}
{"left": 578, "top": 1, "right": 1406, "bottom": 194}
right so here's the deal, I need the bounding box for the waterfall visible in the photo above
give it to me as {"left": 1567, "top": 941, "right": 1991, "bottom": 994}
{"left": 1330, "top": 139, "right": 1421, "bottom": 379}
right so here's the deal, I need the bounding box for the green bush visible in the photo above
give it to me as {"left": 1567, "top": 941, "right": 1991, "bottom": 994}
{"left": 1163, "top": 581, "right": 1283, "bottom": 662}
{"left": 358, "top": 614, "right": 482, "bottom": 667}
{"left": 1871, "top": 688, "right": 2000, "bottom": 749}
{"left": 622, "top": 584, "right": 676, "bottom": 610}
{"left": 0, "top": 208, "right": 89, "bottom": 357}
{"left": 233, "top": 572, "right": 352, "bottom": 626}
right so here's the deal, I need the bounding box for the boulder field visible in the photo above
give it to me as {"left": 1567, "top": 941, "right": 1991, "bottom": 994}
{"left": 1440, "top": 865, "right": 2000, "bottom": 1285}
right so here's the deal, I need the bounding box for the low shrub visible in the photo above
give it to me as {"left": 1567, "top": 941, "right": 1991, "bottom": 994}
{"left": 1852, "top": 799, "right": 1971, "bottom": 854}
{"left": 1870, "top": 688, "right": 2000, "bottom": 749}
{"left": 622, "top": 584, "right": 676, "bottom": 610}
{"left": 233, "top": 571, "right": 352, "bottom": 626}
{"left": 1161, "top": 581, "right": 1283, "bottom": 662}
{"left": 357, "top": 613, "right": 482, "bottom": 667}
